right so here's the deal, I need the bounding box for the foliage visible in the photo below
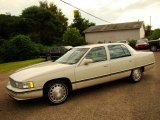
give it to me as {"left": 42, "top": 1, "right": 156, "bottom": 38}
{"left": 62, "top": 27, "right": 86, "bottom": 46}
{"left": 0, "top": 14, "right": 17, "bottom": 39}
{"left": 149, "top": 29, "right": 160, "bottom": 40}
{"left": 0, "top": 35, "right": 44, "bottom": 62}
{"left": 0, "top": 1, "right": 70, "bottom": 62}
{"left": 0, "top": 58, "right": 44, "bottom": 73}
{"left": 21, "top": 4, "right": 67, "bottom": 45}
{"left": 70, "top": 10, "right": 95, "bottom": 35}
{"left": 0, "top": 1, "right": 68, "bottom": 46}
{"left": 145, "top": 25, "right": 152, "bottom": 38}
{"left": 128, "top": 39, "right": 137, "bottom": 48}
{"left": 39, "top": 1, "right": 68, "bottom": 34}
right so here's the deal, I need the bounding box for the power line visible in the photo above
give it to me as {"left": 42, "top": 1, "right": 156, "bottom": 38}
{"left": 60, "top": 0, "right": 111, "bottom": 23}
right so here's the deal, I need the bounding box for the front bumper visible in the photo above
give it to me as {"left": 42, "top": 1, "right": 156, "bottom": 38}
{"left": 6, "top": 84, "right": 43, "bottom": 100}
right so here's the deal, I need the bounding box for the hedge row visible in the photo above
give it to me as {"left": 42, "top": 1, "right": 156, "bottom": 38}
{"left": 0, "top": 35, "right": 47, "bottom": 62}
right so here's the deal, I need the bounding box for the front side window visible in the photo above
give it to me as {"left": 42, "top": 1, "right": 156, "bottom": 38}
{"left": 50, "top": 47, "right": 59, "bottom": 53}
{"left": 85, "top": 47, "right": 107, "bottom": 62}
{"left": 108, "top": 45, "right": 131, "bottom": 59}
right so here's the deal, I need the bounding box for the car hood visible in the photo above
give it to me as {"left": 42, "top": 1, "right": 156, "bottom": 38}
{"left": 10, "top": 61, "right": 73, "bottom": 82}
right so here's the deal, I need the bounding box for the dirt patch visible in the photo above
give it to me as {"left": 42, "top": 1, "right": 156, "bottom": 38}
{"left": 0, "top": 52, "right": 160, "bottom": 120}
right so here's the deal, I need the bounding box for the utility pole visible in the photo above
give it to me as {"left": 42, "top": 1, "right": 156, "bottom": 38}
{"left": 150, "top": 16, "right": 151, "bottom": 35}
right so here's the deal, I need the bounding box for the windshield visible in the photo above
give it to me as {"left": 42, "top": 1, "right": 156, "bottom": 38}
{"left": 56, "top": 48, "right": 89, "bottom": 64}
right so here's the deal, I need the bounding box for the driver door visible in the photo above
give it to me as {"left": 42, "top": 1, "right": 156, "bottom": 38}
{"left": 75, "top": 46, "right": 110, "bottom": 89}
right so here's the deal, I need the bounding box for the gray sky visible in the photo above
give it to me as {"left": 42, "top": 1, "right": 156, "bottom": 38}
{"left": 0, "top": 0, "right": 160, "bottom": 29}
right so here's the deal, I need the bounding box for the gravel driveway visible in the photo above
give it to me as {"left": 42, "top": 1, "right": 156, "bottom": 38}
{"left": 0, "top": 52, "right": 160, "bottom": 120}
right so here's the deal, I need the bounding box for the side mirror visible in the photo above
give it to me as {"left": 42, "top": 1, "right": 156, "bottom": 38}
{"left": 83, "top": 59, "right": 93, "bottom": 65}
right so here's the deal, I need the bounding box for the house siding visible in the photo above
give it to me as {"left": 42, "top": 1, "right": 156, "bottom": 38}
{"left": 85, "top": 24, "right": 145, "bottom": 44}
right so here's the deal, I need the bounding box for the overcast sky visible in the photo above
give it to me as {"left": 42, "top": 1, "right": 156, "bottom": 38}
{"left": 0, "top": 0, "right": 160, "bottom": 29}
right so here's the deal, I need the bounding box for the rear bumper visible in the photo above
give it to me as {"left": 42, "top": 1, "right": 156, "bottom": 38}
{"left": 6, "top": 84, "right": 43, "bottom": 100}
{"left": 135, "top": 45, "right": 148, "bottom": 49}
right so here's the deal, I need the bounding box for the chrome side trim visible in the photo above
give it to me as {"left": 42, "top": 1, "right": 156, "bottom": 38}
{"left": 72, "top": 62, "right": 154, "bottom": 84}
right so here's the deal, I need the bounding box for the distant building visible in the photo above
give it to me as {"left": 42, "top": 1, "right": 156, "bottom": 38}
{"left": 84, "top": 21, "right": 145, "bottom": 44}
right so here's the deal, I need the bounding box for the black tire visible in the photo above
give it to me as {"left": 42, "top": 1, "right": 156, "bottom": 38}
{"left": 150, "top": 45, "right": 157, "bottom": 52}
{"left": 130, "top": 68, "right": 143, "bottom": 83}
{"left": 44, "top": 80, "right": 69, "bottom": 104}
{"left": 46, "top": 55, "right": 52, "bottom": 61}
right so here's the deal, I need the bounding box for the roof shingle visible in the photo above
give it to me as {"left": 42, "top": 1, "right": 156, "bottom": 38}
{"left": 84, "top": 21, "right": 144, "bottom": 33}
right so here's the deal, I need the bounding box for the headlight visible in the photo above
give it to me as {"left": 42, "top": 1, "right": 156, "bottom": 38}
{"left": 9, "top": 78, "right": 34, "bottom": 89}
{"left": 22, "top": 81, "right": 34, "bottom": 89}
{"left": 15, "top": 81, "right": 34, "bottom": 89}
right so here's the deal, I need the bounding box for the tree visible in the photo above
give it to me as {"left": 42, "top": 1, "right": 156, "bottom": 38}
{"left": 145, "top": 25, "right": 152, "bottom": 38}
{"left": 62, "top": 27, "right": 86, "bottom": 46}
{"left": 21, "top": 1, "right": 68, "bottom": 45}
{"left": 145, "top": 25, "right": 153, "bottom": 39}
{"left": 0, "top": 1, "right": 68, "bottom": 46}
{"left": 0, "top": 14, "right": 29, "bottom": 39}
{"left": 0, "top": 14, "right": 17, "bottom": 39}
{"left": 39, "top": 1, "right": 68, "bottom": 44}
{"left": 21, "top": 6, "right": 56, "bottom": 45}
{"left": 70, "top": 10, "right": 95, "bottom": 35}
{"left": 149, "top": 29, "right": 160, "bottom": 40}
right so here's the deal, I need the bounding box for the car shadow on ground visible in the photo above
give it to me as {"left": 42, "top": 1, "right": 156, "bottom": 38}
{"left": 11, "top": 97, "right": 48, "bottom": 107}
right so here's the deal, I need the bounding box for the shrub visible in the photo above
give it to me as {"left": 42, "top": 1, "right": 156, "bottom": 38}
{"left": 149, "top": 29, "right": 160, "bottom": 40}
{"left": 0, "top": 35, "right": 45, "bottom": 62}
{"left": 129, "top": 39, "right": 137, "bottom": 48}
{"left": 62, "top": 27, "right": 86, "bottom": 46}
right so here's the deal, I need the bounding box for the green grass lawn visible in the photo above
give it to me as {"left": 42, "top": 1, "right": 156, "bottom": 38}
{"left": 0, "top": 58, "right": 45, "bottom": 73}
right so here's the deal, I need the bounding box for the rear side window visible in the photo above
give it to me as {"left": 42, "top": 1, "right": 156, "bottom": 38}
{"left": 108, "top": 45, "right": 131, "bottom": 59}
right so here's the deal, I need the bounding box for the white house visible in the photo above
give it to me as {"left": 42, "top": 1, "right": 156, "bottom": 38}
{"left": 84, "top": 21, "right": 145, "bottom": 44}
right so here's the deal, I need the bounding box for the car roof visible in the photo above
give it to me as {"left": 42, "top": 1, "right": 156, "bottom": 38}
{"left": 75, "top": 43, "right": 127, "bottom": 49}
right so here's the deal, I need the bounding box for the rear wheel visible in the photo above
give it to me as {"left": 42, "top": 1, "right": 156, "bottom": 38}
{"left": 44, "top": 80, "right": 69, "bottom": 104}
{"left": 130, "top": 68, "right": 143, "bottom": 82}
{"left": 150, "top": 45, "right": 157, "bottom": 52}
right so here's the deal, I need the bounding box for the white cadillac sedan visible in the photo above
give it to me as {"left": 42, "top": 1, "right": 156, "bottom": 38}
{"left": 6, "top": 43, "right": 155, "bottom": 104}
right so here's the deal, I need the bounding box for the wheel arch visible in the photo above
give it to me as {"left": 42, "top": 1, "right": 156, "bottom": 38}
{"left": 141, "top": 66, "right": 144, "bottom": 72}
{"left": 130, "top": 67, "right": 143, "bottom": 82}
{"left": 132, "top": 67, "right": 144, "bottom": 73}
{"left": 43, "top": 77, "right": 73, "bottom": 95}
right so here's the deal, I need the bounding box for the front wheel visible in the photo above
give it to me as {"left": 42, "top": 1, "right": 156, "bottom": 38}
{"left": 130, "top": 68, "right": 143, "bottom": 82}
{"left": 44, "top": 81, "right": 69, "bottom": 104}
{"left": 46, "top": 55, "right": 52, "bottom": 61}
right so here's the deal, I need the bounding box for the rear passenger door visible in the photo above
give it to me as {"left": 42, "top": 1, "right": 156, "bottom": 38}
{"left": 108, "top": 44, "right": 135, "bottom": 80}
